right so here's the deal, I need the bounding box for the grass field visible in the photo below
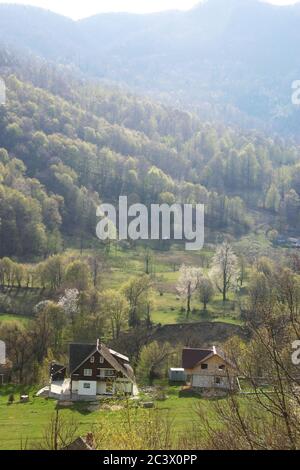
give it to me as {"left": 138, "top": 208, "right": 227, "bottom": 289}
{"left": 99, "top": 245, "right": 244, "bottom": 326}
{"left": 0, "top": 239, "right": 272, "bottom": 450}
{"left": 0, "top": 383, "right": 237, "bottom": 450}
{"left": 0, "top": 244, "right": 245, "bottom": 328}
{"left": 0, "top": 313, "right": 32, "bottom": 326}
{"left": 0, "top": 385, "right": 100, "bottom": 450}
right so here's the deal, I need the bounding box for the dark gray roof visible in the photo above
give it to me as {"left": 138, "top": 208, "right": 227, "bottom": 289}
{"left": 69, "top": 343, "right": 96, "bottom": 374}
{"left": 49, "top": 362, "right": 66, "bottom": 377}
{"left": 69, "top": 341, "right": 136, "bottom": 384}
{"left": 50, "top": 362, "right": 65, "bottom": 374}
{"left": 100, "top": 343, "right": 136, "bottom": 384}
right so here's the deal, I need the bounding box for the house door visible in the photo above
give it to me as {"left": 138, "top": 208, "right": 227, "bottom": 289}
{"left": 97, "top": 382, "right": 106, "bottom": 395}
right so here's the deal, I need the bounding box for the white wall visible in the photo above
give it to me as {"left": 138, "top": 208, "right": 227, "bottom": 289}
{"left": 0, "top": 340, "right": 6, "bottom": 365}
{"left": 192, "top": 375, "right": 231, "bottom": 389}
{"left": 73, "top": 379, "right": 133, "bottom": 396}
{"left": 115, "top": 381, "right": 132, "bottom": 394}
{"left": 97, "top": 382, "right": 106, "bottom": 395}
{"left": 72, "top": 380, "right": 79, "bottom": 392}
{"left": 78, "top": 380, "right": 97, "bottom": 396}
{"left": 192, "top": 375, "right": 213, "bottom": 388}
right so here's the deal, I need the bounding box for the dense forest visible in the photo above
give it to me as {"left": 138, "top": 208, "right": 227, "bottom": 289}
{"left": 1, "top": 48, "right": 300, "bottom": 258}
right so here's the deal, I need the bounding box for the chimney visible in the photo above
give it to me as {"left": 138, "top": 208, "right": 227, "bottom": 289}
{"left": 96, "top": 338, "right": 101, "bottom": 350}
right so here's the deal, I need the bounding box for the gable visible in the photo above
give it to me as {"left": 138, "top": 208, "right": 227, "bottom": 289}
{"left": 69, "top": 343, "right": 96, "bottom": 374}
{"left": 198, "top": 354, "right": 226, "bottom": 368}
{"left": 72, "top": 350, "right": 112, "bottom": 375}
{"left": 71, "top": 352, "right": 118, "bottom": 380}
{"left": 69, "top": 340, "right": 136, "bottom": 384}
{"left": 191, "top": 354, "right": 236, "bottom": 374}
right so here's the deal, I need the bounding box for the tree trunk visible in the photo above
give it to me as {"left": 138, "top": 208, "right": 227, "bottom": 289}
{"left": 149, "top": 367, "right": 155, "bottom": 386}
{"left": 223, "top": 274, "right": 227, "bottom": 302}
{"left": 187, "top": 290, "right": 191, "bottom": 318}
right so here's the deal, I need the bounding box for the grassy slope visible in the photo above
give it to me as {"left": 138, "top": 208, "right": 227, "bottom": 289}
{"left": 0, "top": 386, "right": 100, "bottom": 450}
{"left": 0, "top": 383, "right": 252, "bottom": 450}
{"left": 0, "top": 244, "right": 241, "bottom": 325}
{"left": 101, "top": 245, "right": 244, "bottom": 326}
{"left": 2, "top": 227, "right": 278, "bottom": 328}
{"left": 0, "top": 314, "right": 31, "bottom": 326}
{"left": 0, "top": 244, "right": 246, "bottom": 328}
{"left": 0, "top": 237, "right": 274, "bottom": 449}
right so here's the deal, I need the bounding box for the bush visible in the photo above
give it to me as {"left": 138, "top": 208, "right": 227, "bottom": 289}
{"left": 8, "top": 394, "right": 14, "bottom": 405}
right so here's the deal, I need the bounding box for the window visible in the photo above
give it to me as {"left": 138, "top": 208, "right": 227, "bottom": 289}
{"left": 219, "top": 365, "right": 225, "bottom": 370}
{"left": 84, "top": 369, "right": 92, "bottom": 377}
{"left": 215, "top": 377, "right": 221, "bottom": 385}
{"left": 201, "top": 364, "right": 208, "bottom": 370}
{"left": 105, "top": 369, "right": 115, "bottom": 377}
{"left": 99, "top": 356, "right": 104, "bottom": 364}
{"left": 83, "top": 383, "right": 91, "bottom": 389}
{"left": 90, "top": 356, "right": 95, "bottom": 364}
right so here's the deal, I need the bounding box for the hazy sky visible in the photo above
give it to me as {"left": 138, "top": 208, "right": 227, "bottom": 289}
{"left": 0, "top": 0, "right": 298, "bottom": 20}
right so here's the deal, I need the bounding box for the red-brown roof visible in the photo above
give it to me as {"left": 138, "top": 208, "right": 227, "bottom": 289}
{"left": 182, "top": 346, "right": 236, "bottom": 370}
{"left": 182, "top": 348, "right": 213, "bottom": 369}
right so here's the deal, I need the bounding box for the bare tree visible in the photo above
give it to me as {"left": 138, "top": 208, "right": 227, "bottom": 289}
{"left": 0, "top": 322, "right": 33, "bottom": 383}
{"left": 101, "top": 289, "right": 129, "bottom": 340}
{"left": 182, "top": 272, "right": 300, "bottom": 450}
{"left": 177, "top": 265, "right": 202, "bottom": 318}
{"left": 35, "top": 409, "right": 79, "bottom": 450}
{"left": 123, "top": 275, "right": 153, "bottom": 327}
{"left": 210, "top": 242, "right": 240, "bottom": 302}
{"left": 197, "top": 275, "right": 215, "bottom": 311}
{"left": 87, "top": 254, "right": 107, "bottom": 288}
{"left": 137, "top": 341, "right": 173, "bottom": 385}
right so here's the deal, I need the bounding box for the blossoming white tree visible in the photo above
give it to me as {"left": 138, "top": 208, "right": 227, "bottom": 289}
{"left": 58, "top": 289, "right": 79, "bottom": 325}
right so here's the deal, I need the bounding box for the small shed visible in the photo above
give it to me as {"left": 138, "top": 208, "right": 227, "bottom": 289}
{"left": 169, "top": 368, "right": 186, "bottom": 383}
{"left": 49, "top": 362, "right": 66, "bottom": 382}
{"left": 20, "top": 395, "right": 29, "bottom": 403}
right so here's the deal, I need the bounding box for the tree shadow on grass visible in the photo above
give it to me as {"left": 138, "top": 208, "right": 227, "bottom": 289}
{"left": 56, "top": 402, "right": 98, "bottom": 416}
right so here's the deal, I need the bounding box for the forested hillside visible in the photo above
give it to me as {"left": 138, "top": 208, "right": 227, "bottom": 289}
{"left": 1, "top": 1, "right": 300, "bottom": 133}
{"left": 1, "top": 4, "right": 300, "bottom": 452}
{"left": 1, "top": 48, "right": 300, "bottom": 257}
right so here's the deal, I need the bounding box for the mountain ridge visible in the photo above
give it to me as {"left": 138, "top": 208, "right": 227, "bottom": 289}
{"left": 1, "top": 1, "right": 300, "bottom": 134}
